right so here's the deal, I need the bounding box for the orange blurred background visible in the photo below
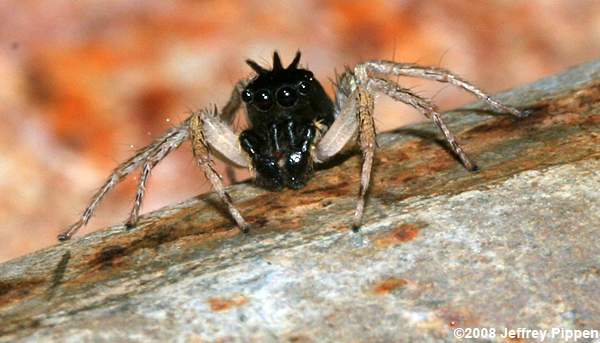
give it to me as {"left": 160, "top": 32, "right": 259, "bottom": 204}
{"left": 1, "top": 0, "right": 598, "bottom": 262}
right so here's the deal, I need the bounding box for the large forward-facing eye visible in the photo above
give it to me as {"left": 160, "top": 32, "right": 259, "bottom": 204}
{"left": 276, "top": 86, "right": 298, "bottom": 107}
{"left": 241, "top": 89, "right": 253, "bottom": 103}
{"left": 297, "top": 81, "right": 311, "bottom": 95}
{"left": 254, "top": 89, "right": 273, "bottom": 111}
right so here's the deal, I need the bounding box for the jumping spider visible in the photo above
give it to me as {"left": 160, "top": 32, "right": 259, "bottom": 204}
{"left": 58, "top": 51, "right": 525, "bottom": 241}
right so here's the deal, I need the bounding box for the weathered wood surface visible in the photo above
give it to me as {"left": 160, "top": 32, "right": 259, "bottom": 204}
{"left": 1, "top": 60, "right": 599, "bottom": 343}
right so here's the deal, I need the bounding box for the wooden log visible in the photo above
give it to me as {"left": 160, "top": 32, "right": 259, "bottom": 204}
{"left": 1, "top": 60, "right": 599, "bottom": 342}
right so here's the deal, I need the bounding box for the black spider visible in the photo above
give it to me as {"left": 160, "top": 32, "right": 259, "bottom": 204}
{"left": 240, "top": 53, "right": 334, "bottom": 190}
{"left": 59, "top": 51, "right": 525, "bottom": 241}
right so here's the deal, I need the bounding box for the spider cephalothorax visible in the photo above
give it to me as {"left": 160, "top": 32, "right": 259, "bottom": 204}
{"left": 58, "top": 50, "right": 526, "bottom": 241}
{"left": 239, "top": 52, "right": 334, "bottom": 190}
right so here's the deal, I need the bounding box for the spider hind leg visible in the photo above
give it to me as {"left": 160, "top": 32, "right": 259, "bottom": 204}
{"left": 362, "top": 60, "right": 527, "bottom": 118}
{"left": 125, "top": 156, "right": 160, "bottom": 228}
{"left": 315, "top": 61, "right": 523, "bottom": 232}
{"left": 366, "top": 77, "right": 479, "bottom": 171}
{"left": 58, "top": 123, "right": 190, "bottom": 241}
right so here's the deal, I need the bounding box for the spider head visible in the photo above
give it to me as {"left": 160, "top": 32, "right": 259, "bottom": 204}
{"left": 242, "top": 51, "right": 331, "bottom": 124}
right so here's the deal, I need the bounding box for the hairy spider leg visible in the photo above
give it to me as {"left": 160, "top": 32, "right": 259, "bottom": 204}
{"left": 125, "top": 109, "right": 238, "bottom": 227}
{"left": 315, "top": 62, "right": 524, "bottom": 231}
{"left": 361, "top": 61, "right": 527, "bottom": 118}
{"left": 60, "top": 76, "right": 250, "bottom": 242}
{"left": 312, "top": 71, "right": 377, "bottom": 230}
{"left": 58, "top": 123, "right": 190, "bottom": 241}
{"left": 220, "top": 78, "right": 250, "bottom": 125}
{"left": 353, "top": 87, "right": 376, "bottom": 230}
{"left": 189, "top": 111, "right": 249, "bottom": 232}
{"left": 126, "top": 160, "right": 156, "bottom": 227}
{"left": 366, "top": 77, "right": 478, "bottom": 171}
{"left": 125, "top": 134, "right": 183, "bottom": 228}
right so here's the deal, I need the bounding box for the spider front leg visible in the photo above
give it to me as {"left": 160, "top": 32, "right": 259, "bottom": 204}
{"left": 125, "top": 81, "right": 252, "bottom": 229}
{"left": 313, "top": 74, "right": 376, "bottom": 230}
{"left": 189, "top": 111, "right": 249, "bottom": 233}
{"left": 353, "top": 87, "right": 376, "bottom": 230}
{"left": 60, "top": 101, "right": 249, "bottom": 241}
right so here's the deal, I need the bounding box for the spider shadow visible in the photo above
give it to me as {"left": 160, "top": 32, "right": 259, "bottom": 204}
{"left": 388, "top": 127, "right": 464, "bottom": 164}
{"left": 203, "top": 192, "right": 250, "bottom": 230}
{"left": 46, "top": 250, "right": 71, "bottom": 300}
{"left": 450, "top": 108, "right": 510, "bottom": 117}
{"left": 313, "top": 127, "right": 475, "bottom": 172}
{"left": 313, "top": 127, "right": 479, "bottom": 173}
{"left": 315, "top": 149, "right": 360, "bottom": 171}
{"left": 383, "top": 108, "right": 526, "bottom": 168}
{"left": 312, "top": 134, "right": 467, "bottom": 173}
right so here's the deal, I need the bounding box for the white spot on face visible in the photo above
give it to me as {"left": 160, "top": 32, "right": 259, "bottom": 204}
{"left": 290, "top": 152, "right": 302, "bottom": 163}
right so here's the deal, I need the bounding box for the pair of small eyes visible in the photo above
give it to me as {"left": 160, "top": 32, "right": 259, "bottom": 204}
{"left": 242, "top": 81, "right": 312, "bottom": 111}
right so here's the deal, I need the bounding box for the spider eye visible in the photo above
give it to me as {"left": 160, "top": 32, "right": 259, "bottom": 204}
{"left": 297, "top": 81, "right": 312, "bottom": 95}
{"left": 254, "top": 89, "right": 273, "bottom": 111}
{"left": 276, "top": 86, "right": 298, "bottom": 107}
{"left": 241, "top": 89, "right": 253, "bottom": 103}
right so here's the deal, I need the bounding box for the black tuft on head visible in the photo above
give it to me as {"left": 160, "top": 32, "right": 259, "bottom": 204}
{"left": 287, "top": 51, "right": 301, "bottom": 70}
{"left": 272, "top": 51, "right": 284, "bottom": 71}
{"left": 246, "top": 59, "right": 267, "bottom": 74}
{"left": 245, "top": 51, "right": 303, "bottom": 74}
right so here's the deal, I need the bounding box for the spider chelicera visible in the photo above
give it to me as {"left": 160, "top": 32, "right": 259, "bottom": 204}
{"left": 58, "top": 51, "right": 525, "bottom": 241}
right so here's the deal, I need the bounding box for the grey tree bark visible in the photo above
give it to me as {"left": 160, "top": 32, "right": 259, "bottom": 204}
{"left": 1, "top": 60, "right": 599, "bottom": 343}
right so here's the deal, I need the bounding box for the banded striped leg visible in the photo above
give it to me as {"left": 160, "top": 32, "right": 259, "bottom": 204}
{"left": 367, "top": 77, "right": 478, "bottom": 171}
{"left": 352, "top": 87, "right": 376, "bottom": 230}
{"left": 361, "top": 61, "right": 526, "bottom": 118}
{"left": 58, "top": 123, "right": 190, "bottom": 241}
{"left": 189, "top": 111, "right": 249, "bottom": 232}
{"left": 125, "top": 132, "right": 183, "bottom": 228}
{"left": 313, "top": 71, "right": 376, "bottom": 230}
{"left": 126, "top": 160, "right": 157, "bottom": 228}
